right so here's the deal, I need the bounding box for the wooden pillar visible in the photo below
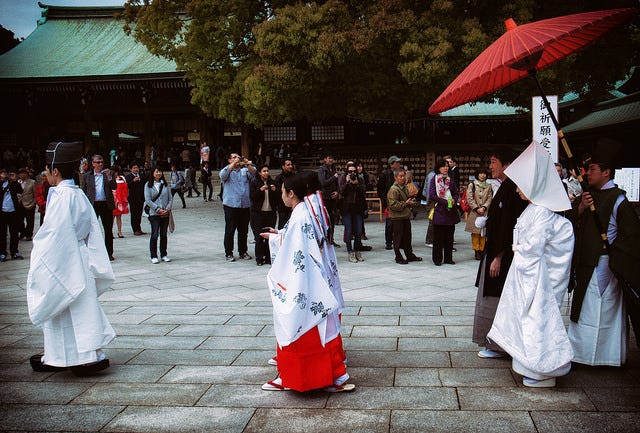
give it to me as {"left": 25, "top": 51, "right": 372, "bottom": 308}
{"left": 144, "top": 110, "right": 153, "bottom": 167}
{"left": 241, "top": 124, "right": 251, "bottom": 160}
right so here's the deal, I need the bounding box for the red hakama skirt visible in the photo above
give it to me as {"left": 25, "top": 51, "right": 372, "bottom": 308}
{"left": 276, "top": 326, "right": 346, "bottom": 392}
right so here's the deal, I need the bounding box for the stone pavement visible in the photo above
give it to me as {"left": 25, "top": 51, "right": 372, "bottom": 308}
{"left": 0, "top": 195, "right": 638, "bottom": 433}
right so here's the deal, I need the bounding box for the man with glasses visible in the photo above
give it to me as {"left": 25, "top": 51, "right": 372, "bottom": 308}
{"left": 82, "top": 155, "right": 116, "bottom": 260}
{"left": 220, "top": 152, "right": 256, "bottom": 261}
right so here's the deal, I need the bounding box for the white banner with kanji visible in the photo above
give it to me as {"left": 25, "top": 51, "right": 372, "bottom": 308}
{"left": 532, "top": 96, "right": 558, "bottom": 162}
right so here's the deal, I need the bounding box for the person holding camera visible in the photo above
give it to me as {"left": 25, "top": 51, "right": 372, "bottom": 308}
{"left": 339, "top": 162, "right": 366, "bottom": 263}
{"left": 387, "top": 168, "right": 422, "bottom": 265}
{"left": 220, "top": 152, "right": 256, "bottom": 262}
{"left": 249, "top": 165, "right": 278, "bottom": 266}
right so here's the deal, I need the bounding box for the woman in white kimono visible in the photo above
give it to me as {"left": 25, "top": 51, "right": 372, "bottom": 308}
{"left": 261, "top": 172, "right": 354, "bottom": 392}
{"left": 487, "top": 141, "right": 574, "bottom": 388}
{"left": 27, "top": 141, "right": 115, "bottom": 376}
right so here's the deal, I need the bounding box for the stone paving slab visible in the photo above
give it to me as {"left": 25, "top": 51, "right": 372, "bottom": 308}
{"left": 390, "top": 410, "right": 538, "bottom": 433}
{"left": 0, "top": 381, "right": 93, "bottom": 404}
{"left": 350, "top": 324, "right": 444, "bottom": 338}
{"left": 458, "top": 387, "right": 596, "bottom": 411}
{"left": 583, "top": 387, "right": 640, "bottom": 411}
{"left": 103, "top": 406, "right": 254, "bottom": 433}
{"left": 127, "top": 348, "right": 242, "bottom": 366}
{"left": 167, "top": 324, "right": 265, "bottom": 337}
{"left": 0, "top": 404, "right": 124, "bottom": 431}
{"left": 346, "top": 350, "right": 451, "bottom": 368}
{"left": 197, "top": 384, "right": 329, "bottom": 408}
{"left": 72, "top": 382, "right": 210, "bottom": 406}
{"left": 325, "top": 386, "right": 458, "bottom": 410}
{"left": 160, "top": 365, "right": 275, "bottom": 384}
{"left": 142, "top": 313, "right": 233, "bottom": 325}
{"left": 243, "top": 408, "right": 390, "bottom": 433}
{"left": 109, "top": 335, "right": 207, "bottom": 349}
{"left": 530, "top": 411, "right": 640, "bottom": 433}
{"left": 46, "top": 364, "right": 173, "bottom": 383}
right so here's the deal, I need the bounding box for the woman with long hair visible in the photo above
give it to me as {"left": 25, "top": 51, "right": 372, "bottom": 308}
{"left": 144, "top": 167, "right": 173, "bottom": 264}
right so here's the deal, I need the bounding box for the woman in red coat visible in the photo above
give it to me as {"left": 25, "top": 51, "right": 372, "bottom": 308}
{"left": 111, "top": 166, "right": 129, "bottom": 238}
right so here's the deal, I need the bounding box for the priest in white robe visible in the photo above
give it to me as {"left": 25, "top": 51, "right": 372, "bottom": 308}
{"left": 261, "top": 172, "right": 353, "bottom": 392}
{"left": 27, "top": 141, "right": 115, "bottom": 376}
{"left": 565, "top": 139, "right": 636, "bottom": 366}
{"left": 488, "top": 141, "right": 574, "bottom": 388}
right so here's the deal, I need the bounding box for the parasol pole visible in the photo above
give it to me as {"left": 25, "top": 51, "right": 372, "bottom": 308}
{"left": 530, "top": 70, "right": 610, "bottom": 247}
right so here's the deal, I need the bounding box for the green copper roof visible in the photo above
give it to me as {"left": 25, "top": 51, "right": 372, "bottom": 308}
{"left": 0, "top": 5, "right": 179, "bottom": 79}
{"left": 563, "top": 95, "right": 640, "bottom": 133}
{"left": 439, "top": 100, "right": 525, "bottom": 117}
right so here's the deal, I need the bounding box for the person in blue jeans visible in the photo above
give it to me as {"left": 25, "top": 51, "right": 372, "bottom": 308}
{"left": 339, "top": 163, "right": 366, "bottom": 263}
{"left": 144, "top": 168, "right": 173, "bottom": 264}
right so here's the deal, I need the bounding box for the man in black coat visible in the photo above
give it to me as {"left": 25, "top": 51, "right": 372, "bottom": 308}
{"left": 318, "top": 154, "right": 341, "bottom": 246}
{"left": 82, "top": 155, "right": 116, "bottom": 260}
{"left": 472, "top": 147, "right": 528, "bottom": 358}
{"left": 125, "top": 162, "right": 146, "bottom": 235}
{"left": 0, "top": 168, "right": 24, "bottom": 261}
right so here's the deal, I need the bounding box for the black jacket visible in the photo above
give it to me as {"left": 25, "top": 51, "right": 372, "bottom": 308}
{"left": 318, "top": 164, "right": 339, "bottom": 200}
{"left": 0, "top": 180, "right": 23, "bottom": 212}
{"left": 376, "top": 167, "right": 395, "bottom": 209}
{"left": 339, "top": 173, "right": 366, "bottom": 214}
{"left": 125, "top": 172, "right": 146, "bottom": 204}
{"left": 249, "top": 176, "right": 278, "bottom": 212}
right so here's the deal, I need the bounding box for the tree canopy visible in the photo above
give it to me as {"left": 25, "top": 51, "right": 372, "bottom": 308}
{"left": 122, "top": 0, "right": 640, "bottom": 126}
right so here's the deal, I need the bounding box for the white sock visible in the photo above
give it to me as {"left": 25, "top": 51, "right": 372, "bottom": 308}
{"left": 334, "top": 373, "right": 349, "bottom": 386}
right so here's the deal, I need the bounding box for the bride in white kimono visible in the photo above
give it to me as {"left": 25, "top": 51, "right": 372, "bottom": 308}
{"left": 487, "top": 141, "right": 574, "bottom": 388}
{"left": 261, "top": 172, "right": 353, "bottom": 392}
{"left": 27, "top": 141, "right": 115, "bottom": 376}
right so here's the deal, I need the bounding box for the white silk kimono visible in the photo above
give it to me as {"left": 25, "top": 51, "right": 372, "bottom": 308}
{"left": 488, "top": 204, "right": 575, "bottom": 380}
{"left": 27, "top": 180, "right": 116, "bottom": 367}
{"left": 267, "top": 192, "right": 344, "bottom": 347}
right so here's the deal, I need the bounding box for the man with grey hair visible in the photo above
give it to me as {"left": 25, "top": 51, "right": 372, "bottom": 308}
{"left": 82, "top": 154, "right": 116, "bottom": 260}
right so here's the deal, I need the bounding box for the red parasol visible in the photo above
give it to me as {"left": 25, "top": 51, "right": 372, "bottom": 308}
{"left": 429, "top": 8, "right": 637, "bottom": 117}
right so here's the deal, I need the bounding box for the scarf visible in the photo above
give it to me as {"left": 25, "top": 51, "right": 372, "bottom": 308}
{"left": 436, "top": 174, "right": 453, "bottom": 202}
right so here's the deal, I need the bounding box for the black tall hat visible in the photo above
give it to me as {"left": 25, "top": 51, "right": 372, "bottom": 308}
{"left": 590, "top": 137, "right": 623, "bottom": 169}
{"left": 45, "top": 141, "right": 83, "bottom": 166}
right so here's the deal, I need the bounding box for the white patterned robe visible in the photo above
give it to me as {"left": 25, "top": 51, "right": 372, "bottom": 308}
{"left": 267, "top": 193, "right": 343, "bottom": 347}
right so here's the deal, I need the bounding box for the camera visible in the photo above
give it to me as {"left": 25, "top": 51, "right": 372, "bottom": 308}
{"left": 348, "top": 172, "right": 358, "bottom": 181}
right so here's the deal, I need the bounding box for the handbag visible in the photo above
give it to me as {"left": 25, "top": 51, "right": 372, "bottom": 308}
{"left": 460, "top": 188, "right": 471, "bottom": 213}
{"left": 168, "top": 210, "right": 175, "bottom": 232}
{"left": 428, "top": 205, "right": 435, "bottom": 221}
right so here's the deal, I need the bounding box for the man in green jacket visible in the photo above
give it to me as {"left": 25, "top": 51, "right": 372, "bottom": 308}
{"left": 387, "top": 169, "right": 422, "bottom": 265}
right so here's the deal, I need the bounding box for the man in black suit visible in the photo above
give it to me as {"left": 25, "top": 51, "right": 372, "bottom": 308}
{"left": 125, "top": 162, "right": 146, "bottom": 235}
{"left": 0, "top": 168, "right": 24, "bottom": 261}
{"left": 82, "top": 155, "right": 116, "bottom": 260}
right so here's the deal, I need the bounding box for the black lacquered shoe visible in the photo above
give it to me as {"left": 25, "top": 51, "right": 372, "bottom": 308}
{"left": 70, "top": 359, "right": 110, "bottom": 377}
{"left": 30, "top": 354, "right": 67, "bottom": 372}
